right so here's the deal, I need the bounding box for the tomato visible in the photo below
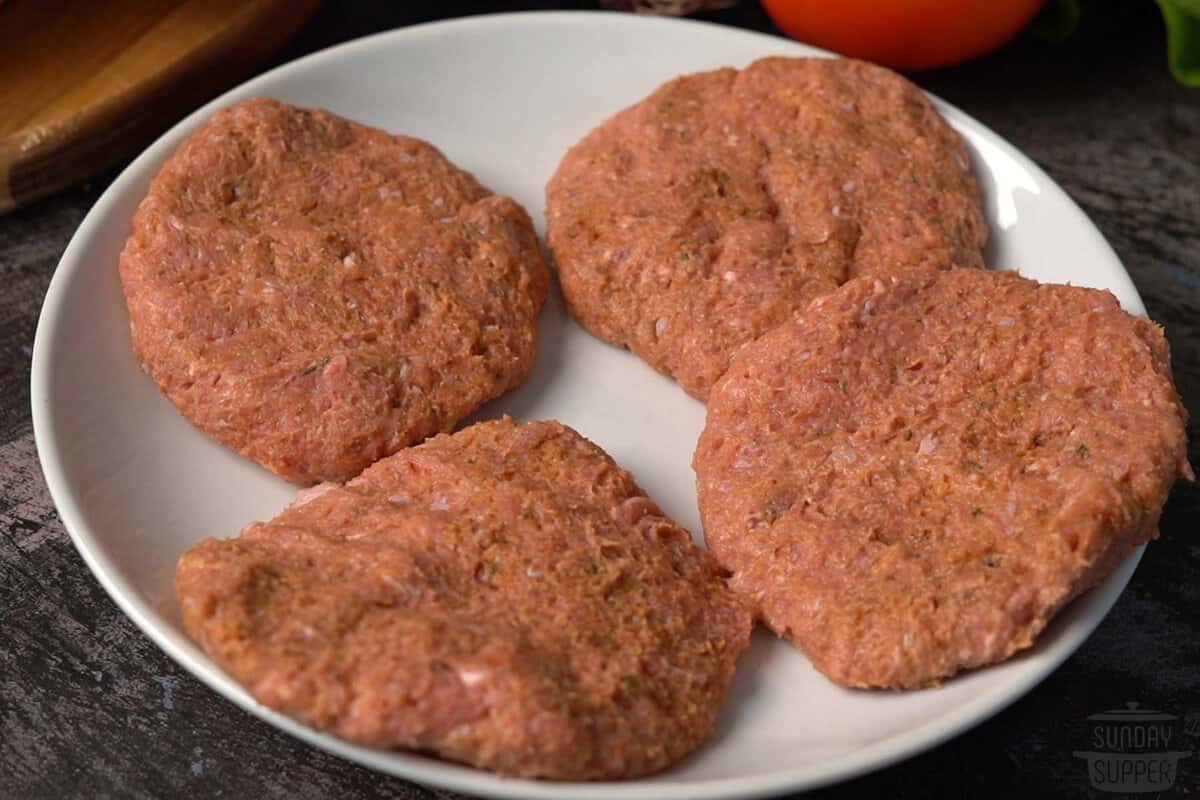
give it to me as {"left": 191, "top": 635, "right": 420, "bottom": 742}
{"left": 760, "top": 0, "right": 1048, "bottom": 70}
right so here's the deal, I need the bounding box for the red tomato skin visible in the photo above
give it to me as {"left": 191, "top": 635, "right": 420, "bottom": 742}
{"left": 761, "top": 0, "right": 1047, "bottom": 71}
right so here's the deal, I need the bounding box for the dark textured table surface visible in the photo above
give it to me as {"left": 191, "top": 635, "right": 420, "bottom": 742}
{"left": 2, "top": 2, "right": 1198, "bottom": 798}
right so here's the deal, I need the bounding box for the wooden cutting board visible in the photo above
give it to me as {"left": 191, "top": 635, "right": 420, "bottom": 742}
{"left": 0, "top": 0, "right": 320, "bottom": 213}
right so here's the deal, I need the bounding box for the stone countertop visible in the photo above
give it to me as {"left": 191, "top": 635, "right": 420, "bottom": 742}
{"left": 2, "top": 2, "right": 1197, "bottom": 798}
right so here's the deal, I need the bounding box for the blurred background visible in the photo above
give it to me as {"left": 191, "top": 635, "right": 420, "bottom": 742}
{"left": 0, "top": 0, "right": 1194, "bottom": 214}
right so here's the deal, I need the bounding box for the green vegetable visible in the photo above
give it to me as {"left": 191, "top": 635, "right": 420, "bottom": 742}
{"left": 1159, "top": 0, "right": 1200, "bottom": 86}
{"left": 1032, "top": 0, "right": 1200, "bottom": 86}
{"left": 1031, "top": 0, "right": 1082, "bottom": 42}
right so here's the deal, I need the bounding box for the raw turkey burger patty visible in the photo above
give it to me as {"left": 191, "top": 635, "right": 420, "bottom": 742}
{"left": 120, "top": 98, "right": 548, "bottom": 483}
{"left": 546, "top": 56, "right": 986, "bottom": 399}
{"left": 177, "top": 418, "right": 752, "bottom": 778}
{"left": 694, "top": 268, "right": 1190, "bottom": 689}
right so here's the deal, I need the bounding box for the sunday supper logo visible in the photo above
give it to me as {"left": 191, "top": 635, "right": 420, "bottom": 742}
{"left": 1073, "top": 703, "right": 1192, "bottom": 793}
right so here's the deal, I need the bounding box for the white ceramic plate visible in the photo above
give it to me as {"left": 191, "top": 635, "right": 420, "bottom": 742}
{"left": 32, "top": 11, "right": 1144, "bottom": 800}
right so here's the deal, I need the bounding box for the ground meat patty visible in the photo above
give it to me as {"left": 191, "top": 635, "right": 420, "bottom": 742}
{"left": 120, "top": 98, "right": 548, "bottom": 484}
{"left": 694, "top": 269, "right": 1190, "bottom": 689}
{"left": 546, "top": 57, "right": 986, "bottom": 400}
{"left": 176, "top": 418, "right": 752, "bottom": 779}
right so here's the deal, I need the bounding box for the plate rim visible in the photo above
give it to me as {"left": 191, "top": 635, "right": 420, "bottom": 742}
{"left": 30, "top": 10, "right": 1144, "bottom": 800}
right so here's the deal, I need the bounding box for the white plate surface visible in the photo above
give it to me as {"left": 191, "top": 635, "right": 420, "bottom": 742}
{"left": 32, "top": 11, "right": 1144, "bottom": 800}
